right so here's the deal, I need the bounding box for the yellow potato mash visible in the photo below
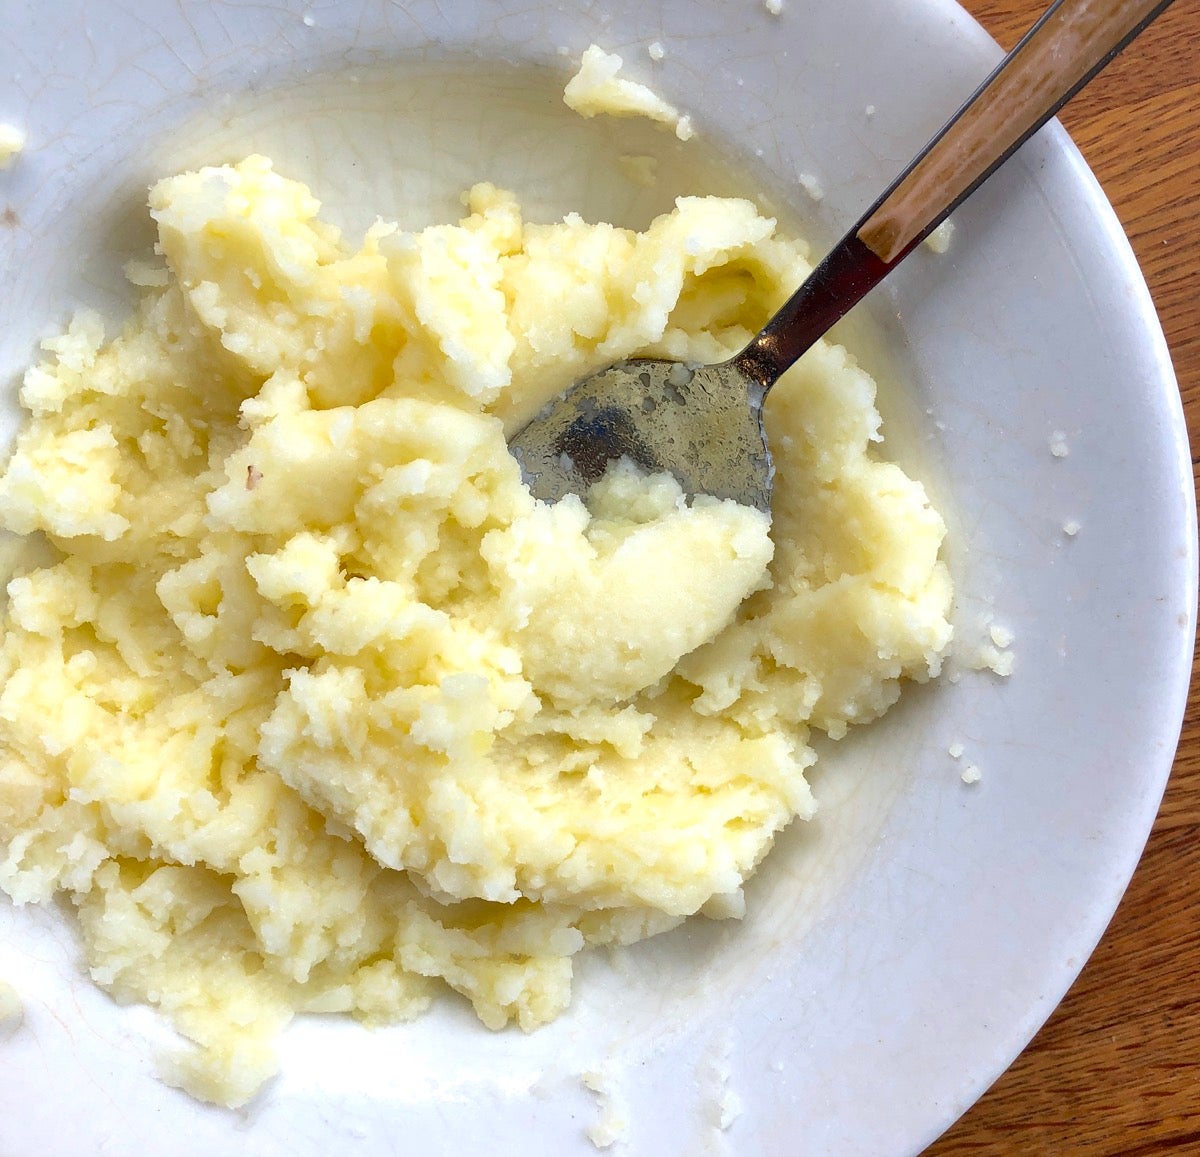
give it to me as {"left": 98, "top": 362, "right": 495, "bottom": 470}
{"left": 0, "top": 154, "right": 951, "bottom": 1106}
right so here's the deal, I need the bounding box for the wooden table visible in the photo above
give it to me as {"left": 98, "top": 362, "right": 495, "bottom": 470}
{"left": 928, "top": 2, "right": 1200, "bottom": 1153}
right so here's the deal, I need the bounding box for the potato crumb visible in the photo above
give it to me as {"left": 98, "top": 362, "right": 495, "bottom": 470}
{"left": 1049, "top": 430, "right": 1070, "bottom": 457}
{"left": 565, "top": 45, "right": 693, "bottom": 142}
{"left": 1063, "top": 519, "right": 1081, "bottom": 537}
{"left": 798, "top": 172, "right": 823, "bottom": 202}
{"left": 582, "top": 1067, "right": 630, "bottom": 1149}
{"left": 972, "top": 644, "right": 1015, "bottom": 677}
{"left": 648, "top": 41, "right": 665, "bottom": 61}
{"left": 0, "top": 123, "right": 25, "bottom": 169}
{"left": 947, "top": 741, "right": 964, "bottom": 759}
{"left": 966, "top": 615, "right": 1015, "bottom": 677}
{"left": 764, "top": 0, "right": 784, "bottom": 14}
{"left": 988, "top": 624, "right": 1014, "bottom": 649}
{"left": 701, "top": 1027, "right": 744, "bottom": 1142}
{"left": 961, "top": 764, "right": 982, "bottom": 785}
{"left": 924, "top": 219, "right": 955, "bottom": 254}
{"left": 865, "top": 104, "right": 877, "bottom": 117}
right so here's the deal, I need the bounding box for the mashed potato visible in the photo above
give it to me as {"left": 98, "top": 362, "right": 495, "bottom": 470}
{"left": 0, "top": 154, "right": 951, "bottom": 1106}
{"left": 564, "top": 46, "right": 695, "bottom": 140}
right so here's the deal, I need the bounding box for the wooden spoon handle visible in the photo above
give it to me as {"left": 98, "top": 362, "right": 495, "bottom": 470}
{"left": 858, "top": 0, "right": 1174, "bottom": 262}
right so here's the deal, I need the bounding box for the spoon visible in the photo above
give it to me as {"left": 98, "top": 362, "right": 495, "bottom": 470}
{"left": 509, "top": 0, "right": 1174, "bottom": 512}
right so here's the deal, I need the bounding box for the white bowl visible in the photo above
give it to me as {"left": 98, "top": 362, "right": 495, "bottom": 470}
{"left": 0, "top": 2, "right": 1193, "bottom": 1154}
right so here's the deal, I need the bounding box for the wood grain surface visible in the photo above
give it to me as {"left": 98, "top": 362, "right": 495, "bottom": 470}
{"left": 928, "top": 1, "right": 1200, "bottom": 1153}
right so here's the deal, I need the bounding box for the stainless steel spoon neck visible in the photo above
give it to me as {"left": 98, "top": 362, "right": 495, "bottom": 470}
{"left": 732, "top": 232, "right": 894, "bottom": 391}
{"left": 733, "top": 0, "right": 1176, "bottom": 395}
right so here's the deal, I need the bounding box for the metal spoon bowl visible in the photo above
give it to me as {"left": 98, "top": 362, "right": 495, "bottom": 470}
{"left": 510, "top": 0, "right": 1172, "bottom": 512}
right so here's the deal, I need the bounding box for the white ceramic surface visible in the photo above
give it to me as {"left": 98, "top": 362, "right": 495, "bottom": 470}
{"left": 0, "top": 2, "right": 1194, "bottom": 1155}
